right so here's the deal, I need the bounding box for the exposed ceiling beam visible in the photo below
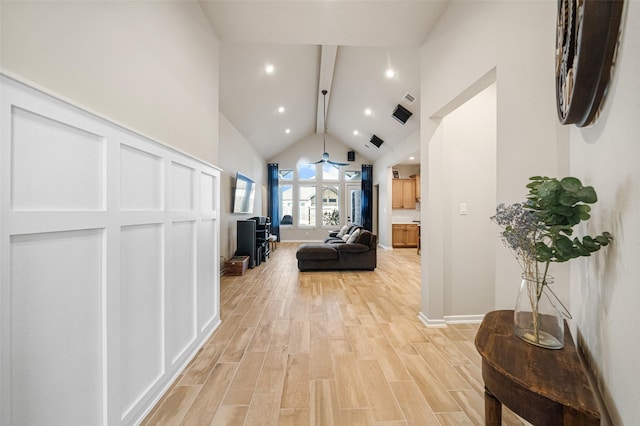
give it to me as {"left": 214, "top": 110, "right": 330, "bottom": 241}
{"left": 316, "top": 45, "right": 338, "bottom": 133}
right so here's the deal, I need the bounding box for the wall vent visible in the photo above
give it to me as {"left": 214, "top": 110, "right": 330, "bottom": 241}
{"left": 402, "top": 92, "right": 416, "bottom": 105}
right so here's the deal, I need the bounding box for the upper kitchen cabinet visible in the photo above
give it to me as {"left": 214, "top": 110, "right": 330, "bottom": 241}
{"left": 392, "top": 178, "right": 417, "bottom": 209}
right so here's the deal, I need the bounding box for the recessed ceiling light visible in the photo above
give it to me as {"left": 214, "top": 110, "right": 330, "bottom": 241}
{"left": 278, "top": 106, "right": 285, "bottom": 113}
{"left": 285, "top": 128, "right": 291, "bottom": 134}
{"left": 353, "top": 130, "right": 359, "bottom": 136}
{"left": 265, "top": 64, "right": 274, "bottom": 74}
{"left": 409, "top": 156, "right": 415, "bottom": 160}
{"left": 364, "top": 108, "right": 372, "bottom": 116}
{"left": 386, "top": 69, "right": 395, "bottom": 78}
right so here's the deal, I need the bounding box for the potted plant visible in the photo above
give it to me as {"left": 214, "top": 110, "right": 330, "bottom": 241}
{"left": 492, "top": 176, "right": 613, "bottom": 349}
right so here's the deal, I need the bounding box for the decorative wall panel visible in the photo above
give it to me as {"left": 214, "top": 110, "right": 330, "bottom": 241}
{"left": 198, "top": 219, "right": 217, "bottom": 330}
{"left": 171, "top": 162, "right": 194, "bottom": 211}
{"left": 10, "top": 229, "right": 103, "bottom": 425}
{"left": 0, "top": 75, "right": 221, "bottom": 425}
{"left": 120, "top": 224, "right": 164, "bottom": 417}
{"left": 11, "top": 107, "right": 104, "bottom": 211}
{"left": 120, "top": 145, "right": 163, "bottom": 211}
{"left": 201, "top": 171, "right": 215, "bottom": 212}
{"left": 168, "top": 220, "right": 197, "bottom": 364}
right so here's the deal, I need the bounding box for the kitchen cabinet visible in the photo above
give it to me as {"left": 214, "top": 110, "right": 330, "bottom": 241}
{"left": 392, "top": 178, "right": 416, "bottom": 209}
{"left": 392, "top": 223, "right": 419, "bottom": 248}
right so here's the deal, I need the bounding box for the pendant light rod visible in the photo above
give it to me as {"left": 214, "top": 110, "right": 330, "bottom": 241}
{"left": 322, "top": 89, "right": 327, "bottom": 153}
{"left": 314, "top": 89, "right": 347, "bottom": 166}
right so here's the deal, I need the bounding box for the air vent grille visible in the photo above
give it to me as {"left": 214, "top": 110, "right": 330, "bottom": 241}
{"left": 370, "top": 135, "right": 384, "bottom": 148}
{"left": 402, "top": 92, "right": 416, "bottom": 104}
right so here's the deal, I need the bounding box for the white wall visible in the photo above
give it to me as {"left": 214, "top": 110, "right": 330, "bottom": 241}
{"left": 219, "top": 114, "right": 267, "bottom": 259}
{"left": 0, "top": 1, "right": 220, "bottom": 164}
{"left": 440, "top": 83, "right": 496, "bottom": 318}
{"left": 567, "top": 1, "right": 640, "bottom": 423}
{"left": 419, "top": 0, "right": 639, "bottom": 422}
{"left": 419, "top": 1, "right": 564, "bottom": 323}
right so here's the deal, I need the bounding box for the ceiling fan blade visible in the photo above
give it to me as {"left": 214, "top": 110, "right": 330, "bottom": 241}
{"left": 313, "top": 159, "right": 326, "bottom": 164}
{"left": 327, "top": 159, "right": 349, "bottom": 166}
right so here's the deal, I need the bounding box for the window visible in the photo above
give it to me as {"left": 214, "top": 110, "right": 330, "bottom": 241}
{"left": 298, "top": 186, "right": 316, "bottom": 226}
{"left": 280, "top": 185, "right": 293, "bottom": 225}
{"left": 322, "top": 185, "right": 340, "bottom": 226}
{"left": 345, "top": 170, "right": 361, "bottom": 181}
{"left": 322, "top": 163, "right": 340, "bottom": 180}
{"left": 278, "top": 169, "right": 293, "bottom": 224}
{"left": 279, "top": 169, "right": 293, "bottom": 180}
{"left": 279, "top": 164, "right": 347, "bottom": 229}
{"left": 298, "top": 164, "right": 316, "bottom": 180}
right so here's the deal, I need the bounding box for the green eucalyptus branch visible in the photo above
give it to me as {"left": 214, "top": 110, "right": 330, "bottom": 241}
{"left": 525, "top": 176, "right": 613, "bottom": 265}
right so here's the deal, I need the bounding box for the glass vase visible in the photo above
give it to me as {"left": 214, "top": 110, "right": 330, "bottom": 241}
{"left": 514, "top": 273, "right": 565, "bottom": 349}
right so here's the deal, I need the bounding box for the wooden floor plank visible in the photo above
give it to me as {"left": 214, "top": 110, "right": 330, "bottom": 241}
{"left": 180, "top": 362, "right": 237, "bottom": 425}
{"left": 280, "top": 353, "right": 310, "bottom": 409}
{"left": 389, "top": 381, "right": 440, "bottom": 426}
{"left": 310, "top": 380, "right": 341, "bottom": 426}
{"left": 357, "top": 359, "right": 404, "bottom": 422}
{"left": 222, "top": 351, "right": 266, "bottom": 405}
{"left": 333, "top": 353, "right": 369, "bottom": 409}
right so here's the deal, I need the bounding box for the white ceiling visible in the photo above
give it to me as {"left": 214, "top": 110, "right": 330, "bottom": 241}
{"left": 200, "top": 0, "right": 451, "bottom": 164}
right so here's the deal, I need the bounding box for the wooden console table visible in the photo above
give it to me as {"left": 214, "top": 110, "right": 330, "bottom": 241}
{"left": 475, "top": 310, "right": 600, "bottom": 425}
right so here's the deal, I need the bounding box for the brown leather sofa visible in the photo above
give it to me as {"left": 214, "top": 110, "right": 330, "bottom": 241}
{"left": 296, "top": 229, "right": 377, "bottom": 271}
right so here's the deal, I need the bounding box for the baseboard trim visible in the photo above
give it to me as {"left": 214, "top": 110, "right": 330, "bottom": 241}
{"left": 419, "top": 312, "right": 485, "bottom": 327}
{"left": 418, "top": 312, "right": 447, "bottom": 328}
{"left": 443, "top": 314, "right": 484, "bottom": 324}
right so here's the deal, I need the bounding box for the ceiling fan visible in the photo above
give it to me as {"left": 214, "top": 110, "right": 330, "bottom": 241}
{"left": 315, "top": 89, "right": 348, "bottom": 166}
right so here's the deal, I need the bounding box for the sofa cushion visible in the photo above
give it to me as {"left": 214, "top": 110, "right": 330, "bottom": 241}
{"left": 354, "top": 230, "right": 373, "bottom": 247}
{"left": 324, "top": 237, "right": 341, "bottom": 243}
{"left": 346, "top": 228, "right": 361, "bottom": 244}
{"left": 326, "top": 238, "right": 346, "bottom": 244}
{"left": 295, "top": 244, "right": 338, "bottom": 260}
{"left": 335, "top": 225, "right": 350, "bottom": 238}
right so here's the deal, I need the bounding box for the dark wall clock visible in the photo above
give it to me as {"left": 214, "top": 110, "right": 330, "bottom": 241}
{"left": 556, "top": 0, "right": 624, "bottom": 127}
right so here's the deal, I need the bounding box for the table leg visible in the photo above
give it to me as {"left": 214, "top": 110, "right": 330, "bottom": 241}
{"left": 484, "top": 387, "right": 502, "bottom": 426}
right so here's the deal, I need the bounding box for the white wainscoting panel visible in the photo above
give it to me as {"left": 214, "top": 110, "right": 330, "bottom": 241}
{"left": 167, "top": 220, "right": 197, "bottom": 365}
{"left": 11, "top": 107, "right": 105, "bottom": 211}
{"left": 200, "top": 171, "right": 215, "bottom": 212}
{"left": 120, "top": 224, "right": 164, "bottom": 417}
{"left": 198, "top": 219, "right": 218, "bottom": 331}
{"left": 0, "top": 74, "right": 221, "bottom": 425}
{"left": 171, "top": 162, "right": 194, "bottom": 211}
{"left": 10, "top": 230, "right": 104, "bottom": 425}
{"left": 120, "top": 145, "right": 163, "bottom": 211}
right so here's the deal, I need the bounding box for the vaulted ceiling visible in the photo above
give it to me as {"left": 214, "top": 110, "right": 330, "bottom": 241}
{"left": 199, "top": 0, "right": 451, "bottom": 164}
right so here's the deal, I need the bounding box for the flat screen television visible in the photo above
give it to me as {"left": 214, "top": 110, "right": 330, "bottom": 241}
{"left": 232, "top": 172, "right": 256, "bottom": 214}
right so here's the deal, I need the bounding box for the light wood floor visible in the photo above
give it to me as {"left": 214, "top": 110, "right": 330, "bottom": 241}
{"left": 143, "top": 243, "right": 526, "bottom": 425}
